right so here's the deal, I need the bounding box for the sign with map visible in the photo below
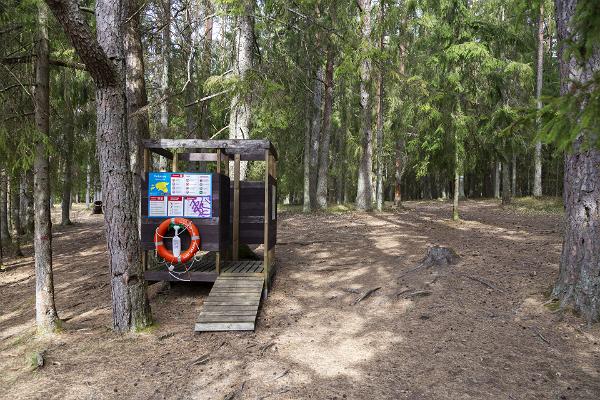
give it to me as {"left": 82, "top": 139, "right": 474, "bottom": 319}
{"left": 148, "top": 172, "right": 212, "bottom": 218}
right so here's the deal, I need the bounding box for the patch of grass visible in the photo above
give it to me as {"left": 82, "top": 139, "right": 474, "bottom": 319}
{"left": 509, "top": 196, "right": 564, "bottom": 214}
{"left": 134, "top": 321, "right": 159, "bottom": 334}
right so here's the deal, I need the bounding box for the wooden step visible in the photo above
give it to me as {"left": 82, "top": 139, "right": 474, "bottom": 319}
{"left": 195, "top": 275, "right": 264, "bottom": 332}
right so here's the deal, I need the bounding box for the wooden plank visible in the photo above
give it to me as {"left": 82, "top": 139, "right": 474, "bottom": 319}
{"left": 197, "top": 315, "right": 257, "bottom": 323}
{"left": 194, "top": 322, "right": 255, "bottom": 331}
{"left": 148, "top": 147, "right": 173, "bottom": 160}
{"left": 216, "top": 275, "right": 263, "bottom": 280}
{"left": 203, "top": 300, "right": 260, "bottom": 306}
{"left": 200, "top": 311, "right": 257, "bottom": 316}
{"left": 202, "top": 305, "right": 258, "bottom": 312}
{"left": 143, "top": 139, "right": 273, "bottom": 153}
{"left": 264, "top": 149, "right": 270, "bottom": 292}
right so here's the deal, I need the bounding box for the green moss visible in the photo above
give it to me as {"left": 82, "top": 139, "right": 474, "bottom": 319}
{"left": 133, "top": 321, "right": 158, "bottom": 334}
{"left": 544, "top": 300, "right": 561, "bottom": 312}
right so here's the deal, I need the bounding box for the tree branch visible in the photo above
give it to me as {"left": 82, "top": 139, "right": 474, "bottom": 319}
{"left": 45, "top": 0, "right": 118, "bottom": 87}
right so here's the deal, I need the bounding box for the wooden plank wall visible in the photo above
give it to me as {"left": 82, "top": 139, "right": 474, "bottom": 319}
{"left": 230, "top": 180, "right": 277, "bottom": 247}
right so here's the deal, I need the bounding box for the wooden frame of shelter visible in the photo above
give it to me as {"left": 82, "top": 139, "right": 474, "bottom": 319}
{"left": 140, "top": 139, "right": 278, "bottom": 295}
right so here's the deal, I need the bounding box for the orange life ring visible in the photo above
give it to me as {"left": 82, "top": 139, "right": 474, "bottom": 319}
{"left": 154, "top": 218, "right": 200, "bottom": 264}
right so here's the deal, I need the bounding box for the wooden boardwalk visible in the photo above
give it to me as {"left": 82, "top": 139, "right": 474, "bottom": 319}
{"left": 194, "top": 276, "right": 264, "bottom": 332}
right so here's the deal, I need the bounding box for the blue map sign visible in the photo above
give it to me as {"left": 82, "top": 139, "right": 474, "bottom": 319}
{"left": 148, "top": 172, "right": 212, "bottom": 218}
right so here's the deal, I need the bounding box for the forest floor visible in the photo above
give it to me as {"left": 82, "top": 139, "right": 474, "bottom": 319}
{"left": 1, "top": 200, "right": 600, "bottom": 400}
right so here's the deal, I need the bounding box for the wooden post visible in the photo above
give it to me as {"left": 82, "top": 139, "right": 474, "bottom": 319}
{"left": 268, "top": 154, "right": 276, "bottom": 278}
{"left": 233, "top": 153, "right": 240, "bottom": 260}
{"left": 216, "top": 149, "right": 222, "bottom": 174}
{"left": 263, "top": 149, "right": 270, "bottom": 294}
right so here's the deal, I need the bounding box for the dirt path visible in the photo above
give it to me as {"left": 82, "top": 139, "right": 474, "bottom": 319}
{"left": 1, "top": 201, "right": 599, "bottom": 399}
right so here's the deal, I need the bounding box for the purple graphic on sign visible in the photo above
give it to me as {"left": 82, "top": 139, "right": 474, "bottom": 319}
{"left": 184, "top": 196, "right": 212, "bottom": 218}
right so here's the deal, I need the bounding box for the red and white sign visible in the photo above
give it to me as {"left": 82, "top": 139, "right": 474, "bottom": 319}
{"left": 149, "top": 196, "right": 167, "bottom": 217}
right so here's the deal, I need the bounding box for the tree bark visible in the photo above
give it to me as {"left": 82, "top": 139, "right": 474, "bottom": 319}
{"left": 552, "top": 0, "right": 600, "bottom": 323}
{"left": 228, "top": 0, "right": 254, "bottom": 179}
{"left": 494, "top": 161, "right": 501, "bottom": 198}
{"left": 501, "top": 160, "right": 511, "bottom": 205}
{"left": 0, "top": 169, "right": 11, "bottom": 245}
{"left": 533, "top": 2, "right": 544, "bottom": 197}
{"left": 356, "top": 0, "right": 373, "bottom": 211}
{"left": 61, "top": 71, "right": 74, "bottom": 226}
{"left": 375, "top": 1, "right": 385, "bottom": 211}
{"left": 316, "top": 47, "right": 334, "bottom": 209}
{"left": 9, "top": 174, "right": 23, "bottom": 256}
{"left": 394, "top": 138, "right": 406, "bottom": 206}
{"left": 34, "top": 1, "right": 59, "bottom": 334}
{"left": 309, "top": 65, "right": 324, "bottom": 208}
{"left": 302, "top": 89, "right": 312, "bottom": 212}
{"left": 511, "top": 153, "right": 517, "bottom": 197}
{"left": 200, "top": 0, "right": 213, "bottom": 139}
{"left": 125, "top": 0, "right": 150, "bottom": 210}
{"left": 46, "top": 0, "right": 152, "bottom": 332}
{"left": 160, "top": 0, "right": 170, "bottom": 138}
{"left": 452, "top": 137, "right": 460, "bottom": 220}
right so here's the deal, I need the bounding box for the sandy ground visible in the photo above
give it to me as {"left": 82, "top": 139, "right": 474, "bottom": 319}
{"left": 1, "top": 200, "right": 599, "bottom": 400}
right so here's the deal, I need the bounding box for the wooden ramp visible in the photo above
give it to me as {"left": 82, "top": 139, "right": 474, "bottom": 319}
{"left": 194, "top": 276, "right": 264, "bottom": 332}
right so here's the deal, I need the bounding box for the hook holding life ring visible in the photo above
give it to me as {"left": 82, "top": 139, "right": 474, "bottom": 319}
{"left": 154, "top": 217, "right": 201, "bottom": 264}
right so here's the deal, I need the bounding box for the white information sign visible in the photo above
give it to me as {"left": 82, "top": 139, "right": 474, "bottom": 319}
{"left": 149, "top": 196, "right": 167, "bottom": 217}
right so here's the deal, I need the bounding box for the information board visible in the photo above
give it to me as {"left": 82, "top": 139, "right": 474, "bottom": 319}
{"left": 148, "top": 172, "right": 212, "bottom": 218}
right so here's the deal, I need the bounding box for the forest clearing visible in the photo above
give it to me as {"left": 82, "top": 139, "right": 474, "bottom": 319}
{"left": 1, "top": 200, "right": 598, "bottom": 399}
{"left": 1, "top": 0, "right": 600, "bottom": 399}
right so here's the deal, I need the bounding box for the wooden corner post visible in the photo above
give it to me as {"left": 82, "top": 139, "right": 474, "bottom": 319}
{"left": 263, "top": 149, "right": 271, "bottom": 294}
{"left": 232, "top": 153, "right": 241, "bottom": 260}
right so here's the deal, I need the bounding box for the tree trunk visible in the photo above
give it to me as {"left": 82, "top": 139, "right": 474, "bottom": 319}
{"left": 200, "top": 0, "right": 213, "bottom": 139}
{"left": 183, "top": 2, "right": 197, "bottom": 138}
{"left": 22, "top": 170, "right": 34, "bottom": 233}
{"left": 85, "top": 162, "right": 91, "bottom": 208}
{"left": 533, "top": 2, "right": 544, "bottom": 197}
{"left": 356, "top": 0, "right": 373, "bottom": 211}
{"left": 511, "top": 153, "right": 517, "bottom": 197}
{"left": 9, "top": 174, "right": 23, "bottom": 256}
{"left": 0, "top": 169, "right": 11, "bottom": 245}
{"left": 34, "top": 1, "right": 59, "bottom": 334}
{"left": 46, "top": 0, "right": 152, "bottom": 331}
{"left": 228, "top": 0, "right": 254, "bottom": 179}
{"left": 302, "top": 90, "right": 312, "bottom": 212}
{"left": 375, "top": 1, "right": 385, "bottom": 211}
{"left": 394, "top": 138, "right": 405, "bottom": 206}
{"left": 501, "top": 160, "right": 511, "bottom": 205}
{"left": 494, "top": 161, "right": 501, "bottom": 198}
{"left": 316, "top": 48, "right": 334, "bottom": 209}
{"left": 61, "top": 71, "right": 74, "bottom": 226}
{"left": 552, "top": 0, "right": 600, "bottom": 323}
{"left": 452, "top": 137, "right": 460, "bottom": 220}
{"left": 125, "top": 0, "right": 150, "bottom": 213}
{"left": 160, "top": 0, "right": 170, "bottom": 136}
{"left": 309, "top": 65, "right": 324, "bottom": 208}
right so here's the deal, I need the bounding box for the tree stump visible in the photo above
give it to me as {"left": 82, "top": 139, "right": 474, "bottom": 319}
{"left": 420, "top": 246, "right": 460, "bottom": 268}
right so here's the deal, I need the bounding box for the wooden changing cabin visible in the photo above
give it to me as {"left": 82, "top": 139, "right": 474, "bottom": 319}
{"left": 139, "top": 139, "right": 278, "bottom": 331}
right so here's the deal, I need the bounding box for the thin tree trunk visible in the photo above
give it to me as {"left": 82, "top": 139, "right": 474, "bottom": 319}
{"left": 375, "top": 1, "right": 385, "bottom": 211}
{"left": 533, "top": 2, "right": 544, "bottom": 197}
{"left": 200, "top": 0, "right": 213, "bottom": 139}
{"left": 10, "top": 174, "right": 23, "bottom": 256}
{"left": 34, "top": 1, "right": 59, "bottom": 334}
{"left": 61, "top": 71, "right": 74, "bottom": 226}
{"left": 0, "top": 169, "right": 11, "bottom": 245}
{"left": 228, "top": 0, "right": 254, "bottom": 179}
{"left": 316, "top": 47, "right": 334, "bottom": 209}
{"left": 511, "top": 153, "right": 517, "bottom": 197}
{"left": 494, "top": 161, "right": 501, "bottom": 198}
{"left": 85, "top": 162, "right": 91, "bottom": 208}
{"left": 303, "top": 90, "right": 312, "bottom": 212}
{"left": 502, "top": 160, "right": 511, "bottom": 205}
{"left": 394, "top": 138, "right": 405, "bottom": 206}
{"left": 453, "top": 152, "right": 460, "bottom": 220}
{"left": 125, "top": 0, "right": 150, "bottom": 216}
{"left": 309, "top": 65, "right": 324, "bottom": 208}
{"left": 336, "top": 82, "right": 348, "bottom": 205}
{"left": 160, "top": 0, "right": 170, "bottom": 136}
{"left": 183, "top": 3, "right": 197, "bottom": 138}
{"left": 552, "top": 0, "right": 600, "bottom": 323}
{"left": 46, "top": 0, "right": 152, "bottom": 331}
{"left": 356, "top": 0, "right": 373, "bottom": 211}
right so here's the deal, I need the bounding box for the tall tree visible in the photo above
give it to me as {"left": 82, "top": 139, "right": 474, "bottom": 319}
{"left": 309, "top": 65, "right": 323, "bottom": 208}
{"left": 46, "top": 0, "right": 152, "bottom": 332}
{"left": 200, "top": 0, "right": 213, "bottom": 139}
{"left": 552, "top": 0, "right": 600, "bottom": 323}
{"left": 533, "top": 2, "right": 544, "bottom": 197}
{"left": 34, "top": 1, "right": 59, "bottom": 334}
{"left": 355, "top": 0, "right": 373, "bottom": 211}
{"left": 228, "top": 0, "right": 254, "bottom": 179}
{"left": 375, "top": 0, "right": 385, "bottom": 212}
{"left": 61, "top": 70, "right": 74, "bottom": 226}
{"left": 316, "top": 47, "right": 335, "bottom": 209}
{"left": 125, "top": 0, "right": 151, "bottom": 205}
{"left": 159, "top": 0, "right": 171, "bottom": 139}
